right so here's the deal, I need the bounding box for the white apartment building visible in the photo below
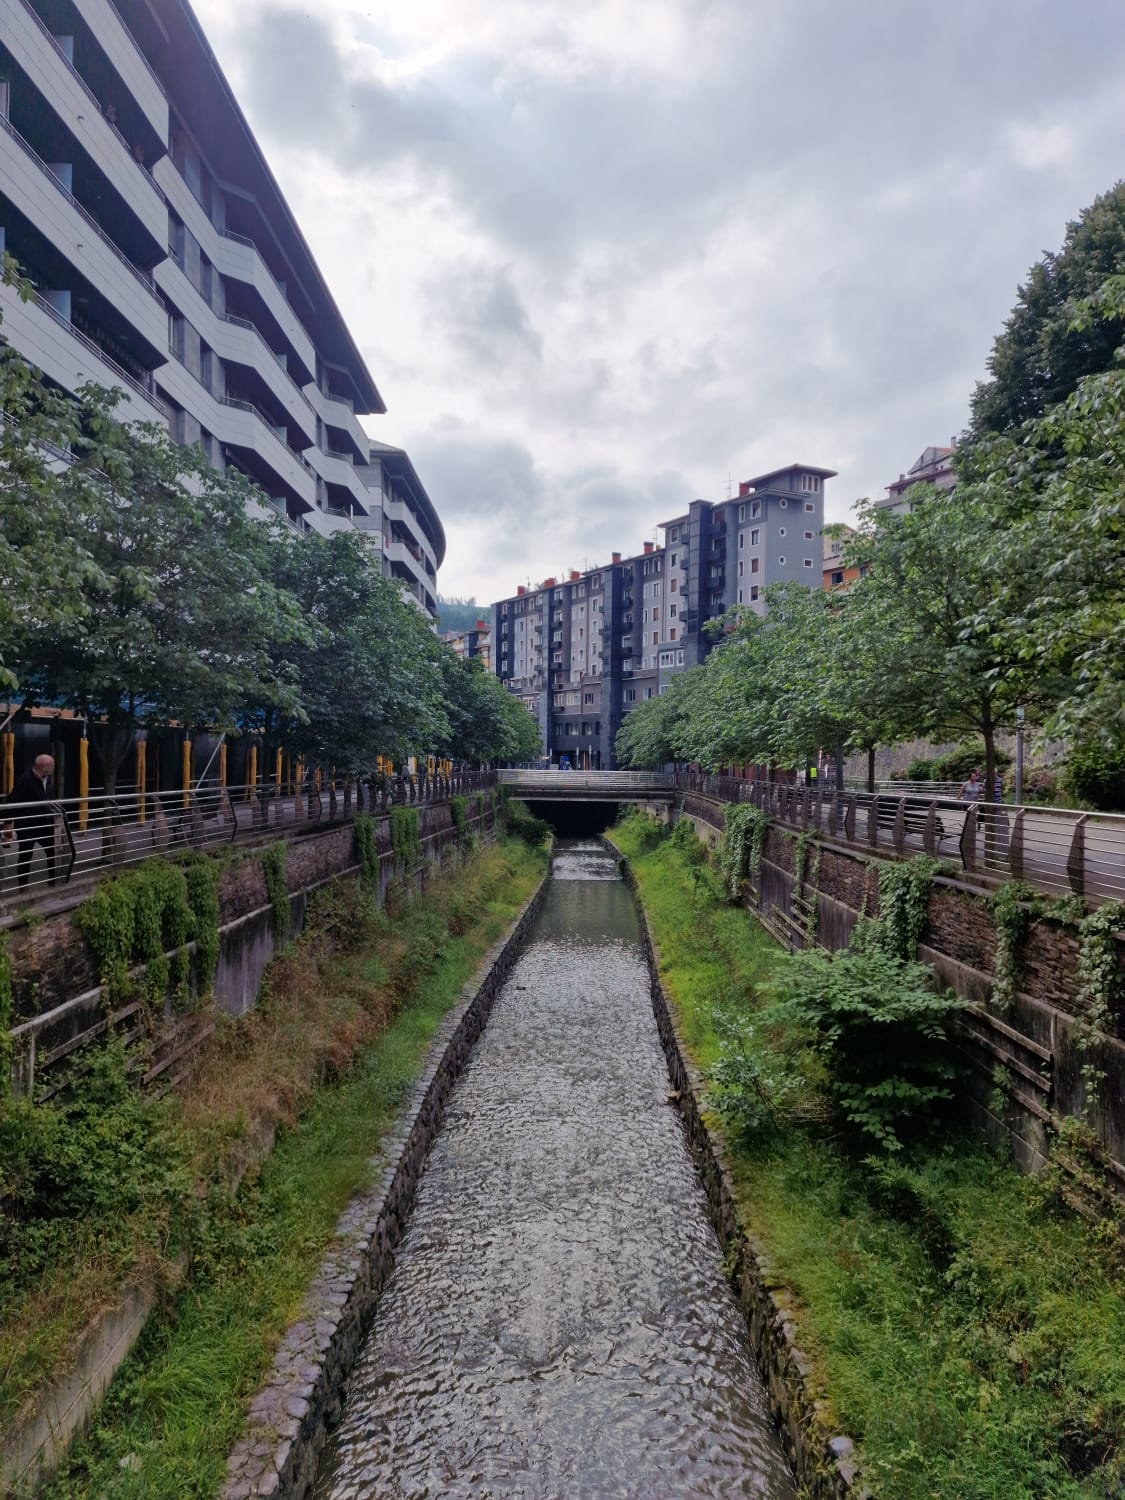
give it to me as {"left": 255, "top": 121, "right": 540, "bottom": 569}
{"left": 0, "top": 0, "right": 443, "bottom": 617}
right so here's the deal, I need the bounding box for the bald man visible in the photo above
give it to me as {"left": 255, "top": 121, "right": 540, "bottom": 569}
{"left": 9, "top": 754, "right": 56, "bottom": 888}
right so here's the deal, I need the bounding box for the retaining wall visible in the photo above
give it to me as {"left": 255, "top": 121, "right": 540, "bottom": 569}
{"left": 676, "top": 794, "right": 1125, "bottom": 1190}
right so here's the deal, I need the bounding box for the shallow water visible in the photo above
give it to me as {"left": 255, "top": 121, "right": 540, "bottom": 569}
{"left": 316, "top": 839, "right": 794, "bottom": 1499}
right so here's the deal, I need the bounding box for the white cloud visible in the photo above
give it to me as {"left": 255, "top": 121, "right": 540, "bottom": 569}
{"left": 192, "top": 0, "right": 1125, "bottom": 600}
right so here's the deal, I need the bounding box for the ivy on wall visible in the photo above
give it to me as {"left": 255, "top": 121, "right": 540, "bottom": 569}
{"left": 793, "top": 832, "right": 822, "bottom": 946}
{"left": 856, "top": 856, "right": 940, "bottom": 962}
{"left": 720, "top": 804, "right": 770, "bottom": 901}
{"left": 989, "top": 881, "right": 1042, "bottom": 1013}
{"left": 261, "top": 843, "right": 289, "bottom": 940}
{"left": 354, "top": 815, "right": 379, "bottom": 888}
{"left": 390, "top": 806, "right": 423, "bottom": 869}
{"left": 449, "top": 795, "right": 468, "bottom": 844}
{"left": 76, "top": 862, "right": 201, "bottom": 1010}
{"left": 185, "top": 857, "right": 220, "bottom": 994}
{"left": 1073, "top": 898, "right": 1125, "bottom": 1109}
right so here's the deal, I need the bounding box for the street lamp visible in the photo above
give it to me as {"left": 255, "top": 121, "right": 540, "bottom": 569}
{"left": 1015, "top": 706, "right": 1024, "bottom": 805}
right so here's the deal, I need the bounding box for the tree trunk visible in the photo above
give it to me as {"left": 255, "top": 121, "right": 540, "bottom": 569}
{"left": 90, "top": 719, "right": 132, "bottom": 800}
{"left": 866, "top": 744, "right": 876, "bottom": 795}
{"left": 982, "top": 702, "right": 999, "bottom": 867}
{"left": 834, "top": 735, "right": 845, "bottom": 792}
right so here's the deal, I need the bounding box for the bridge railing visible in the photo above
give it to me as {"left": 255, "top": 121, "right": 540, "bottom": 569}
{"left": 0, "top": 770, "right": 496, "bottom": 908}
{"left": 497, "top": 769, "right": 675, "bottom": 791}
{"left": 680, "top": 771, "right": 1125, "bottom": 907}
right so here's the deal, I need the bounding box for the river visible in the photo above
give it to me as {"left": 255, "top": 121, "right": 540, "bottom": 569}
{"left": 315, "top": 839, "right": 794, "bottom": 1498}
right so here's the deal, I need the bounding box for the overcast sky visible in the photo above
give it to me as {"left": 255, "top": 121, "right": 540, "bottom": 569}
{"left": 193, "top": 0, "right": 1125, "bottom": 605}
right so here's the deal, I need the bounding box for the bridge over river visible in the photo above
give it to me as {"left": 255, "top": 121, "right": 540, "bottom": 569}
{"left": 312, "top": 840, "right": 795, "bottom": 1499}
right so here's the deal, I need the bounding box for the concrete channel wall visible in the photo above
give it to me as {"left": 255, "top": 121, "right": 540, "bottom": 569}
{"left": 610, "top": 844, "right": 867, "bottom": 1500}
{"left": 220, "top": 873, "right": 552, "bottom": 1499}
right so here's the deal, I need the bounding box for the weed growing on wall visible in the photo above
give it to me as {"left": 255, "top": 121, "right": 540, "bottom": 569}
{"left": 1073, "top": 898, "right": 1125, "bottom": 1109}
{"left": 260, "top": 843, "right": 289, "bottom": 940}
{"left": 353, "top": 815, "right": 379, "bottom": 888}
{"left": 720, "top": 804, "right": 770, "bottom": 900}
{"left": 793, "top": 831, "right": 822, "bottom": 945}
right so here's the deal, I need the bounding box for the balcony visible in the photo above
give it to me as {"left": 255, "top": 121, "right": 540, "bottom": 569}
{"left": 1, "top": 114, "right": 167, "bottom": 351}
{"left": 69, "top": 0, "right": 168, "bottom": 137}
{"left": 0, "top": 279, "right": 166, "bottom": 423}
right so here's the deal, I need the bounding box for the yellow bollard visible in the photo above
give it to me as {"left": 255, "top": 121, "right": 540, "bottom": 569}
{"left": 247, "top": 744, "right": 258, "bottom": 801}
{"left": 78, "top": 737, "right": 89, "bottom": 831}
{"left": 136, "top": 740, "right": 147, "bottom": 824}
{"left": 219, "top": 741, "right": 228, "bottom": 789}
{"left": 1, "top": 732, "right": 13, "bottom": 795}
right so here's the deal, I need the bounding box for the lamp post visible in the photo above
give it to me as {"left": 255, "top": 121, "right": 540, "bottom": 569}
{"left": 1015, "top": 706, "right": 1024, "bottom": 806}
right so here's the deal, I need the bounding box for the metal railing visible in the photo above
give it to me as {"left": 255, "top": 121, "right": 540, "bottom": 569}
{"left": 498, "top": 770, "right": 675, "bottom": 791}
{"left": 26, "top": 287, "right": 168, "bottom": 416}
{"left": 680, "top": 772, "right": 1125, "bottom": 907}
{"left": 0, "top": 771, "right": 496, "bottom": 907}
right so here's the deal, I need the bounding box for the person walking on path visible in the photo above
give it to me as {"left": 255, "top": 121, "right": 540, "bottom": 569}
{"left": 960, "top": 767, "right": 981, "bottom": 803}
{"left": 8, "top": 754, "right": 57, "bottom": 888}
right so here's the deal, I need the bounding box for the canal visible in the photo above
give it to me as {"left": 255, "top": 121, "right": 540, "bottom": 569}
{"left": 315, "top": 840, "right": 794, "bottom": 1498}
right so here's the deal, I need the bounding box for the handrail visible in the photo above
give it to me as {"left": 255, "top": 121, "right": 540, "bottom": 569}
{"left": 24, "top": 287, "right": 168, "bottom": 416}
{"left": 218, "top": 396, "right": 314, "bottom": 475}
{"left": 0, "top": 114, "right": 161, "bottom": 302}
{"left": 218, "top": 313, "right": 317, "bottom": 417}
{"left": 15, "top": 0, "right": 165, "bottom": 201}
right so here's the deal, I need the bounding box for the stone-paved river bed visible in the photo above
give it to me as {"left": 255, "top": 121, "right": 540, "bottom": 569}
{"left": 315, "top": 839, "right": 794, "bottom": 1498}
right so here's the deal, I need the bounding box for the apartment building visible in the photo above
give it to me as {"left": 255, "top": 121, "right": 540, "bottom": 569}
{"left": 443, "top": 618, "right": 492, "bottom": 672}
{"left": 491, "top": 463, "right": 835, "bottom": 767}
{"left": 824, "top": 522, "right": 858, "bottom": 591}
{"left": 876, "top": 443, "right": 957, "bottom": 516}
{"left": 0, "top": 0, "right": 443, "bottom": 618}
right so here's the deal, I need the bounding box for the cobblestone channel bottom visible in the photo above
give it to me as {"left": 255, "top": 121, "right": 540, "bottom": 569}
{"left": 315, "top": 841, "right": 795, "bottom": 1498}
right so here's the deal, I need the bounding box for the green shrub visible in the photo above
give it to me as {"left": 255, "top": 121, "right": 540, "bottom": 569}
{"left": 905, "top": 757, "right": 934, "bottom": 781}
{"left": 720, "top": 804, "right": 769, "bottom": 898}
{"left": 765, "top": 946, "right": 965, "bottom": 1152}
{"left": 614, "top": 806, "right": 663, "bottom": 852}
{"left": 669, "top": 816, "right": 705, "bottom": 865}
{"left": 389, "top": 806, "right": 423, "bottom": 869}
{"left": 1063, "top": 737, "right": 1125, "bottom": 811}
{"left": 1016, "top": 765, "right": 1060, "bottom": 805}
{"left": 505, "top": 799, "right": 551, "bottom": 847}
{"left": 353, "top": 815, "right": 379, "bottom": 888}
{"left": 449, "top": 795, "right": 468, "bottom": 843}
{"left": 260, "top": 843, "right": 289, "bottom": 939}
{"left": 932, "top": 743, "right": 1012, "bottom": 782}
{"left": 76, "top": 863, "right": 196, "bottom": 1009}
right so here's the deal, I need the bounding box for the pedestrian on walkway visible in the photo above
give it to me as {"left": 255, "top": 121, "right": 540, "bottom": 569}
{"left": 960, "top": 767, "right": 981, "bottom": 803}
{"left": 8, "top": 754, "right": 57, "bottom": 888}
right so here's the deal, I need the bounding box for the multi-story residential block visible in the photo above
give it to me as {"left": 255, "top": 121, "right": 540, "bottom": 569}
{"left": 491, "top": 463, "right": 835, "bottom": 767}
{"left": 876, "top": 443, "right": 957, "bottom": 516}
{"left": 0, "top": 0, "right": 442, "bottom": 617}
{"left": 443, "top": 618, "right": 491, "bottom": 671}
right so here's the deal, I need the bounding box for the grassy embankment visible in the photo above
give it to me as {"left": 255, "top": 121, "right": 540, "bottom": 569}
{"left": 609, "top": 809, "right": 1125, "bottom": 1500}
{"left": 1, "top": 835, "right": 544, "bottom": 1499}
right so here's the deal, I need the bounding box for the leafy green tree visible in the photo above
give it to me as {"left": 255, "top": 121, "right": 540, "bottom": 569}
{"left": 437, "top": 655, "right": 542, "bottom": 765}
{"left": 615, "top": 668, "right": 698, "bottom": 768}
{"left": 23, "top": 389, "right": 307, "bottom": 793}
{"left": 970, "top": 181, "right": 1125, "bottom": 437}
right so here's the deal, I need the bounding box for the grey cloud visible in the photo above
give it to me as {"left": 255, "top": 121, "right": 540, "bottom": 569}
{"left": 424, "top": 262, "right": 543, "bottom": 371}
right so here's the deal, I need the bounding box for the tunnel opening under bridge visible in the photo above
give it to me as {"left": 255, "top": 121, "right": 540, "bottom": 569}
{"left": 516, "top": 798, "right": 623, "bottom": 838}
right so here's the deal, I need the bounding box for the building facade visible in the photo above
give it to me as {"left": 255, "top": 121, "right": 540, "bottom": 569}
{"left": 443, "top": 618, "right": 492, "bottom": 672}
{"left": 876, "top": 443, "right": 957, "bottom": 516}
{"left": 0, "top": 0, "right": 442, "bottom": 616}
{"left": 491, "top": 463, "right": 835, "bottom": 768}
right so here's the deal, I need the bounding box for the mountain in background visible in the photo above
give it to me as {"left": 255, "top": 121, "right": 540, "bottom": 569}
{"left": 437, "top": 595, "right": 487, "bottom": 634}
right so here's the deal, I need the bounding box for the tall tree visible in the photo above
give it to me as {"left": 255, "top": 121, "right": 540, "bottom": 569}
{"left": 24, "top": 389, "right": 307, "bottom": 793}
{"left": 970, "top": 181, "right": 1125, "bottom": 438}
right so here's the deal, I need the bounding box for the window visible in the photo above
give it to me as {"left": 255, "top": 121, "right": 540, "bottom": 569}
{"left": 803, "top": 558, "right": 813, "bottom": 568}
{"left": 779, "top": 527, "right": 786, "bottom": 538}
{"left": 669, "top": 526, "right": 679, "bottom": 542}
{"left": 804, "top": 530, "right": 814, "bottom": 540}
{"left": 738, "top": 532, "right": 745, "bottom": 550}
{"left": 750, "top": 585, "right": 759, "bottom": 601}
{"left": 652, "top": 607, "right": 659, "bottom": 620}
{"left": 751, "top": 500, "right": 761, "bottom": 518}
{"left": 779, "top": 497, "right": 788, "bottom": 509}
{"left": 646, "top": 687, "right": 654, "bottom": 699}
{"left": 738, "top": 502, "right": 747, "bottom": 521}
{"left": 670, "top": 603, "right": 677, "bottom": 618}
{"left": 831, "top": 569, "right": 844, "bottom": 586}
{"left": 652, "top": 631, "right": 659, "bottom": 646}
{"left": 778, "top": 554, "right": 787, "bottom": 565}
{"left": 804, "top": 500, "right": 815, "bottom": 513}
{"left": 738, "top": 560, "right": 744, "bottom": 577}
{"left": 584, "top": 692, "right": 593, "bottom": 704}
{"left": 677, "top": 650, "right": 684, "bottom": 665}
{"left": 670, "top": 577, "right": 678, "bottom": 593}
{"left": 671, "top": 553, "right": 677, "bottom": 568}
{"left": 751, "top": 557, "right": 759, "bottom": 574}
{"left": 751, "top": 527, "right": 760, "bottom": 545}
{"left": 669, "top": 628, "right": 676, "bottom": 640}
{"left": 737, "top": 588, "right": 743, "bottom": 604}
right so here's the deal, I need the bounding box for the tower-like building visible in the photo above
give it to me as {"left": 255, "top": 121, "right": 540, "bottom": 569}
{"left": 0, "top": 0, "right": 442, "bottom": 616}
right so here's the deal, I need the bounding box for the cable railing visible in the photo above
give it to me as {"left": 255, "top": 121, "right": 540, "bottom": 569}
{"left": 680, "top": 771, "right": 1125, "bottom": 907}
{"left": 0, "top": 770, "right": 496, "bottom": 907}
{"left": 0, "top": 114, "right": 162, "bottom": 302}
{"left": 27, "top": 287, "right": 168, "bottom": 416}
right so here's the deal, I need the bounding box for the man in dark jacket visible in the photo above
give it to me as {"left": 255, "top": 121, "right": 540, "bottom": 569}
{"left": 9, "top": 754, "right": 56, "bottom": 888}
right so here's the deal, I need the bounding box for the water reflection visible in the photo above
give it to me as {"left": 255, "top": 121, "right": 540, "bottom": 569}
{"left": 316, "top": 839, "right": 794, "bottom": 1499}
